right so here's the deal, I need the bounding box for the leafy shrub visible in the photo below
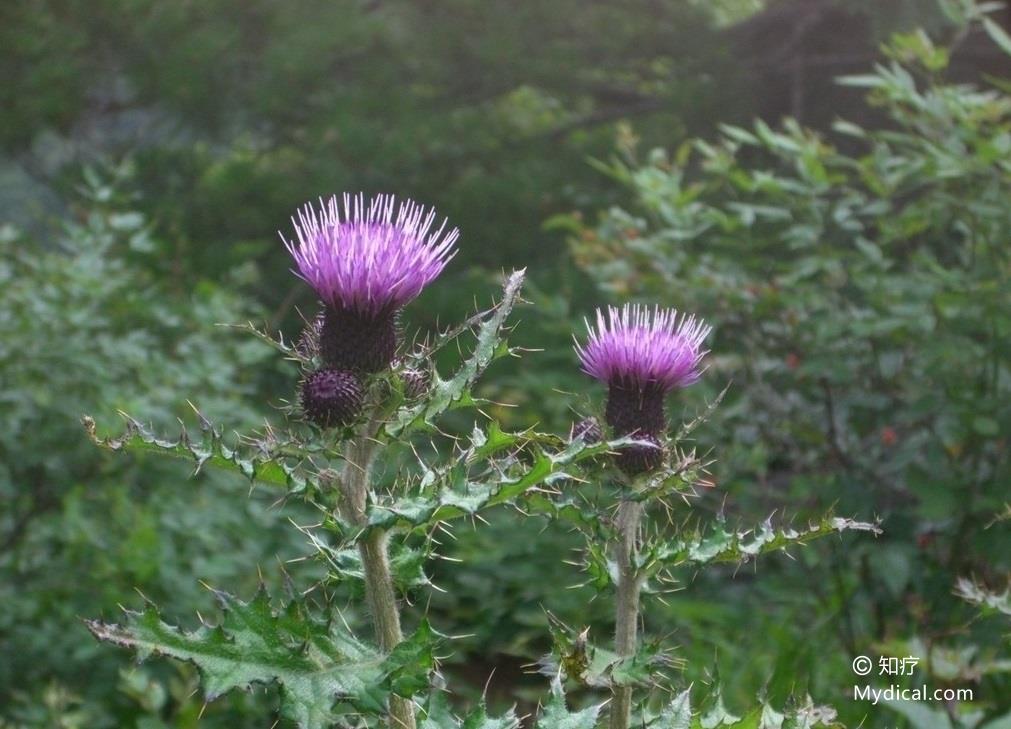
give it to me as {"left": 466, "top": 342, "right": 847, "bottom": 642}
{"left": 0, "top": 165, "right": 303, "bottom": 727}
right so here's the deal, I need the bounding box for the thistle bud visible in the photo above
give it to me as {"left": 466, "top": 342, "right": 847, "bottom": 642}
{"left": 300, "top": 368, "right": 364, "bottom": 429}
{"left": 569, "top": 417, "right": 602, "bottom": 444}
{"left": 402, "top": 366, "right": 432, "bottom": 399}
{"left": 615, "top": 434, "right": 664, "bottom": 476}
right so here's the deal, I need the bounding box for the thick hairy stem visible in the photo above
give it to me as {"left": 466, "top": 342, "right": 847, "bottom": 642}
{"left": 610, "top": 499, "right": 644, "bottom": 729}
{"left": 340, "top": 427, "right": 417, "bottom": 729}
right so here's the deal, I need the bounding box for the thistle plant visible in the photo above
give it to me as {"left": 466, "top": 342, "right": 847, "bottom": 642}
{"left": 535, "top": 304, "right": 882, "bottom": 729}
{"left": 83, "top": 192, "right": 624, "bottom": 728}
{"left": 575, "top": 305, "right": 710, "bottom": 729}
{"left": 283, "top": 192, "right": 464, "bottom": 728}
{"left": 81, "top": 189, "right": 882, "bottom": 729}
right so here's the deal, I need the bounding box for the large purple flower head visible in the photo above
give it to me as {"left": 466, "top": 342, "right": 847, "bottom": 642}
{"left": 574, "top": 304, "right": 711, "bottom": 474}
{"left": 283, "top": 193, "right": 459, "bottom": 373}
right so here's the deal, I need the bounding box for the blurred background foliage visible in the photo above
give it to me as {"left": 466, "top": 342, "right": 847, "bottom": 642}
{"left": 1, "top": 0, "right": 1008, "bottom": 727}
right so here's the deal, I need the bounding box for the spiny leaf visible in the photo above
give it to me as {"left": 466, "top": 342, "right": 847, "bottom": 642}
{"left": 357, "top": 431, "right": 638, "bottom": 536}
{"left": 644, "top": 514, "right": 881, "bottom": 576}
{"left": 649, "top": 690, "right": 840, "bottom": 729}
{"left": 656, "top": 689, "right": 694, "bottom": 729}
{"left": 386, "top": 269, "right": 525, "bottom": 436}
{"left": 534, "top": 677, "right": 604, "bottom": 729}
{"left": 540, "top": 617, "right": 676, "bottom": 689}
{"left": 418, "top": 691, "right": 520, "bottom": 729}
{"left": 954, "top": 577, "right": 1011, "bottom": 617}
{"left": 83, "top": 413, "right": 310, "bottom": 493}
{"left": 86, "top": 589, "right": 435, "bottom": 729}
{"left": 314, "top": 541, "right": 432, "bottom": 595}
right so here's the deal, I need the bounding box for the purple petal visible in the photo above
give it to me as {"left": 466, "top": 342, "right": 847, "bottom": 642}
{"left": 282, "top": 193, "right": 459, "bottom": 316}
{"left": 574, "top": 304, "right": 711, "bottom": 391}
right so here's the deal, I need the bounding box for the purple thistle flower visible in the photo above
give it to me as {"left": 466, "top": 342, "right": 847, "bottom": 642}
{"left": 574, "top": 304, "right": 711, "bottom": 475}
{"left": 282, "top": 193, "right": 459, "bottom": 373}
{"left": 575, "top": 305, "right": 710, "bottom": 393}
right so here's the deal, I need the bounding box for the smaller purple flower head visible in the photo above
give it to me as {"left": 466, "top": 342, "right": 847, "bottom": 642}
{"left": 575, "top": 304, "right": 710, "bottom": 394}
{"left": 574, "top": 304, "right": 711, "bottom": 475}
{"left": 282, "top": 193, "right": 458, "bottom": 373}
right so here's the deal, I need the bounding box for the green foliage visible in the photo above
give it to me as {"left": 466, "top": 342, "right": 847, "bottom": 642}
{"left": 87, "top": 588, "right": 435, "bottom": 729}
{"left": 643, "top": 515, "right": 881, "bottom": 572}
{"left": 0, "top": 167, "right": 305, "bottom": 726}
{"left": 3, "top": 0, "right": 744, "bottom": 300}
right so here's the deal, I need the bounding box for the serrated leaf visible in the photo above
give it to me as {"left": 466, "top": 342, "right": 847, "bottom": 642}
{"left": 462, "top": 708, "right": 522, "bottom": 729}
{"left": 86, "top": 589, "right": 434, "bottom": 729}
{"left": 656, "top": 689, "right": 695, "bottom": 729}
{"left": 418, "top": 692, "right": 520, "bottom": 729}
{"left": 386, "top": 270, "right": 526, "bottom": 435}
{"left": 83, "top": 413, "right": 310, "bottom": 493}
{"left": 359, "top": 430, "right": 636, "bottom": 536}
{"left": 534, "top": 677, "right": 603, "bottom": 729}
{"left": 651, "top": 692, "right": 838, "bottom": 729}
{"left": 540, "top": 618, "right": 676, "bottom": 689}
{"left": 645, "top": 514, "right": 881, "bottom": 576}
{"left": 701, "top": 690, "right": 741, "bottom": 728}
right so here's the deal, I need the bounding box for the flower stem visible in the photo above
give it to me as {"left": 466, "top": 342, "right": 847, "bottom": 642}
{"left": 340, "top": 427, "right": 417, "bottom": 729}
{"left": 611, "top": 499, "right": 644, "bottom": 729}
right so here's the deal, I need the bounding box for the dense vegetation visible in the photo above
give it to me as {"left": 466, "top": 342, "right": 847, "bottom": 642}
{"left": 1, "top": 1, "right": 1008, "bottom": 728}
